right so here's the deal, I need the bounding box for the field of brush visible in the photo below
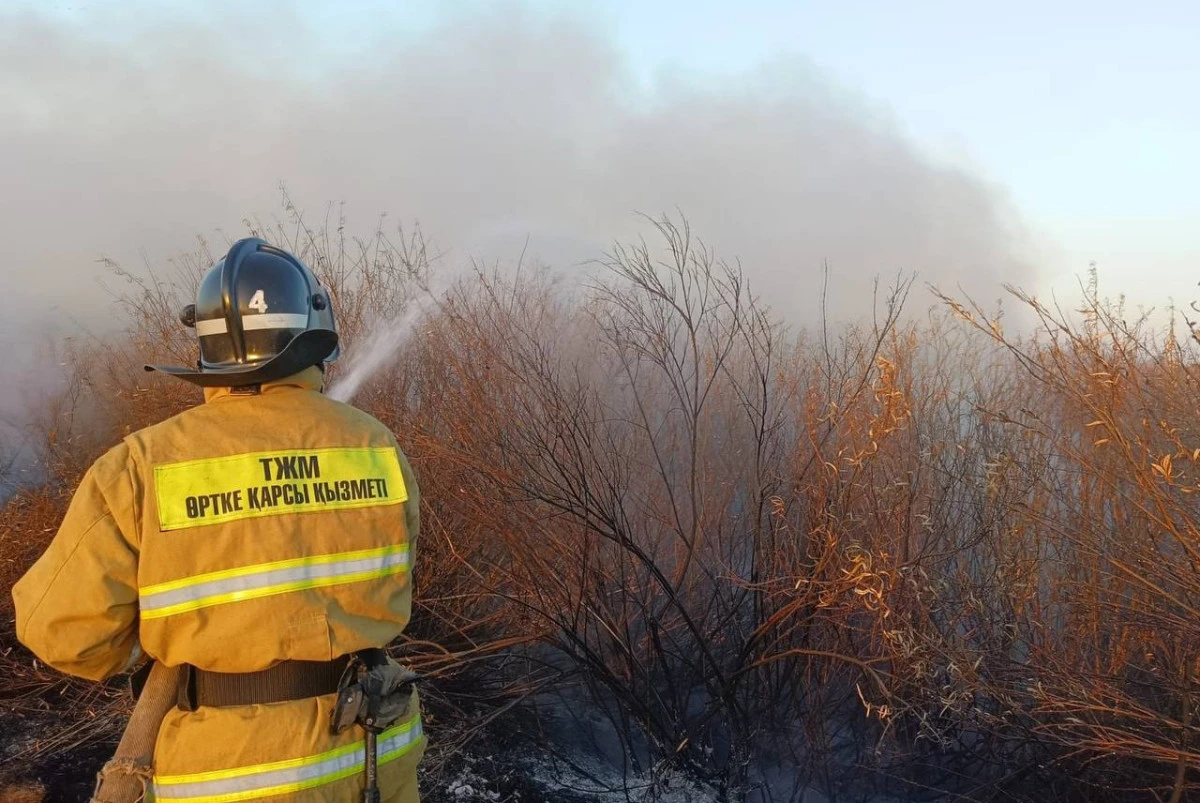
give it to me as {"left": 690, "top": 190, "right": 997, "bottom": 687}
{"left": 4, "top": 211, "right": 1200, "bottom": 802}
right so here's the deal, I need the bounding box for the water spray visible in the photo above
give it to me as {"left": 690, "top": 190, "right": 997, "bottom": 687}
{"left": 326, "top": 280, "right": 451, "bottom": 404}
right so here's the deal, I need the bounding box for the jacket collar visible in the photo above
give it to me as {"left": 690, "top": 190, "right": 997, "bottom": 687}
{"left": 203, "top": 366, "right": 325, "bottom": 403}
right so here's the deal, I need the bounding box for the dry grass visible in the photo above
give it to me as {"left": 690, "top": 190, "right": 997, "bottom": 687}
{"left": 5, "top": 210, "right": 1200, "bottom": 801}
{"left": 0, "top": 783, "right": 46, "bottom": 803}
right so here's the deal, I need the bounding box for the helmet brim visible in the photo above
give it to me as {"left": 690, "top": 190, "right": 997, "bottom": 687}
{"left": 145, "top": 329, "right": 338, "bottom": 388}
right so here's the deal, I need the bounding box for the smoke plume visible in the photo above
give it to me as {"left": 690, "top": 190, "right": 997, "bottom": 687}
{"left": 0, "top": 2, "right": 1036, "bottom": 437}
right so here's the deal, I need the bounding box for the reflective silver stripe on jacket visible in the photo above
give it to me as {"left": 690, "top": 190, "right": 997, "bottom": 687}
{"left": 152, "top": 715, "right": 423, "bottom": 802}
{"left": 138, "top": 546, "right": 409, "bottom": 619}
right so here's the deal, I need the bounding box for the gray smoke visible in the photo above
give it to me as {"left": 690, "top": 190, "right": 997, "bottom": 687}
{"left": 0, "top": 2, "right": 1037, "bottom": 435}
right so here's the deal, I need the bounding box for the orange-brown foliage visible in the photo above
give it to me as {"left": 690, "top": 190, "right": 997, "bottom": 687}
{"left": 5, "top": 212, "right": 1200, "bottom": 801}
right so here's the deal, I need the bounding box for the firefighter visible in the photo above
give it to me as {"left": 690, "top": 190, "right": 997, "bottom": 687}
{"left": 12, "top": 238, "right": 424, "bottom": 802}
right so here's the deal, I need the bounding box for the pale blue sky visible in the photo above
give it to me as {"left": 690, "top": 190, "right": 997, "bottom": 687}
{"left": 14, "top": 0, "right": 1200, "bottom": 306}
{"left": 598, "top": 0, "right": 1198, "bottom": 300}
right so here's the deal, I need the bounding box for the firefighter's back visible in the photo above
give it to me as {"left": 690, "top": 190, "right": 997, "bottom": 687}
{"left": 131, "top": 370, "right": 423, "bottom": 802}
{"left": 14, "top": 238, "right": 423, "bottom": 802}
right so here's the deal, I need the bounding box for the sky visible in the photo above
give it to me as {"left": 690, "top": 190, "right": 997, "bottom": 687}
{"left": 611, "top": 0, "right": 1200, "bottom": 301}
{"left": 1, "top": 0, "right": 1197, "bottom": 440}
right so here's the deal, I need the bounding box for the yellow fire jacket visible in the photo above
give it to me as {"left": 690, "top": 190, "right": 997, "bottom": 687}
{"left": 12, "top": 367, "right": 424, "bottom": 802}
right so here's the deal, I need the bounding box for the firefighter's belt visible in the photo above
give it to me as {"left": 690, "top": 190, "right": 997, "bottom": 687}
{"left": 177, "top": 656, "right": 351, "bottom": 711}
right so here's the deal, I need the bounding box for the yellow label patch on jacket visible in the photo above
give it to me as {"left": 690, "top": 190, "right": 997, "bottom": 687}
{"left": 153, "top": 447, "right": 407, "bottom": 531}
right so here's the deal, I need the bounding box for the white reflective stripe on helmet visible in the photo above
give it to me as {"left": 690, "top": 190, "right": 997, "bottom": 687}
{"left": 195, "top": 313, "right": 310, "bottom": 337}
{"left": 152, "top": 714, "right": 423, "bottom": 802}
{"left": 138, "top": 545, "right": 410, "bottom": 620}
{"left": 195, "top": 318, "right": 227, "bottom": 336}
{"left": 243, "top": 313, "right": 310, "bottom": 331}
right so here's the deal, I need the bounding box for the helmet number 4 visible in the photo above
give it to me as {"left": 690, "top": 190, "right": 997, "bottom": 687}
{"left": 248, "top": 289, "right": 269, "bottom": 314}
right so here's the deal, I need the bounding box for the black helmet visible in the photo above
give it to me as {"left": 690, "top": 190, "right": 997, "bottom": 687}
{"left": 145, "top": 238, "right": 339, "bottom": 387}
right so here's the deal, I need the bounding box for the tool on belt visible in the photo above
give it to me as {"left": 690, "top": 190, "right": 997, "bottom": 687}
{"left": 330, "top": 649, "right": 420, "bottom": 803}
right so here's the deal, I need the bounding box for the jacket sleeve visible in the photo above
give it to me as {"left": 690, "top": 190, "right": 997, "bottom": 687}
{"left": 12, "top": 442, "right": 142, "bottom": 681}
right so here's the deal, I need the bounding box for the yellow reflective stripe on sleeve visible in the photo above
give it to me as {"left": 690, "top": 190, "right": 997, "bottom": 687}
{"left": 139, "top": 545, "right": 409, "bottom": 620}
{"left": 152, "top": 713, "right": 423, "bottom": 803}
{"left": 153, "top": 446, "right": 407, "bottom": 531}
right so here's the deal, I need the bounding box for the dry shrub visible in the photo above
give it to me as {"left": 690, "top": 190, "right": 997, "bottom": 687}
{"left": 8, "top": 209, "right": 1200, "bottom": 802}
{"left": 404, "top": 222, "right": 935, "bottom": 797}
{"left": 936, "top": 279, "right": 1200, "bottom": 802}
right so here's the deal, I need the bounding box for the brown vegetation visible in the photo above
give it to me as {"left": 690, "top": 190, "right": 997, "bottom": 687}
{"left": 4, "top": 207, "right": 1200, "bottom": 802}
{"left": 0, "top": 784, "right": 46, "bottom": 803}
